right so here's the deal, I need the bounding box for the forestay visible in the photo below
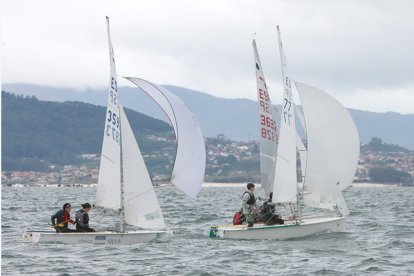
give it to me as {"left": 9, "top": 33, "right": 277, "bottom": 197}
{"left": 295, "top": 106, "right": 307, "bottom": 180}
{"left": 252, "top": 39, "right": 278, "bottom": 196}
{"left": 124, "top": 77, "right": 206, "bottom": 198}
{"left": 96, "top": 17, "right": 121, "bottom": 211}
{"left": 272, "top": 26, "right": 297, "bottom": 204}
{"left": 296, "top": 82, "right": 359, "bottom": 214}
{"left": 296, "top": 132, "right": 307, "bottom": 181}
{"left": 120, "top": 105, "right": 166, "bottom": 229}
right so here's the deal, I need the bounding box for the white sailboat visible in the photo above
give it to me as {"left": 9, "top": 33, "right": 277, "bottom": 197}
{"left": 211, "top": 26, "right": 359, "bottom": 240}
{"left": 23, "top": 17, "right": 206, "bottom": 244}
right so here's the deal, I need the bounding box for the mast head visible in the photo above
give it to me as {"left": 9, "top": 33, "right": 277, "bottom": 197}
{"left": 277, "top": 25, "right": 280, "bottom": 31}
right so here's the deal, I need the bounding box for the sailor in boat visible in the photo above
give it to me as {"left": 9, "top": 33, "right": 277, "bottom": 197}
{"left": 258, "top": 192, "right": 284, "bottom": 225}
{"left": 75, "top": 203, "right": 95, "bottom": 232}
{"left": 242, "top": 183, "right": 257, "bottom": 227}
{"left": 51, "top": 203, "right": 77, "bottom": 232}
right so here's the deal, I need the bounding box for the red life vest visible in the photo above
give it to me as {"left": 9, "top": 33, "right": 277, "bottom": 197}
{"left": 63, "top": 211, "right": 71, "bottom": 222}
{"left": 233, "top": 212, "right": 242, "bottom": 225}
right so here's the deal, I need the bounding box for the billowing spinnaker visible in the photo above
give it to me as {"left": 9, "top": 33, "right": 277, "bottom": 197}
{"left": 125, "top": 77, "right": 206, "bottom": 198}
{"left": 296, "top": 82, "right": 359, "bottom": 194}
{"left": 272, "top": 26, "right": 297, "bottom": 204}
{"left": 252, "top": 39, "right": 278, "bottom": 196}
{"left": 96, "top": 17, "right": 121, "bottom": 210}
{"left": 120, "top": 105, "right": 166, "bottom": 229}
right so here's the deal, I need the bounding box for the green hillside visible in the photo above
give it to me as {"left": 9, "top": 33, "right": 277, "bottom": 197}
{"left": 1, "top": 91, "right": 174, "bottom": 171}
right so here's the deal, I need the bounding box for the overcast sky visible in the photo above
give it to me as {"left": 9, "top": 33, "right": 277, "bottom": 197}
{"left": 2, "top": 0, "right": 413, "bottom": 114}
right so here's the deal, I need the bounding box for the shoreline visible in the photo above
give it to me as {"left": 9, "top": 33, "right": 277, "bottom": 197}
{"left": 202, "top": 182, "right": 398, "bottom": 188}
{"left": 2, "top": 182, "right": 398, "bottom": 188}
{"left": 350, "top": 183, "right": 396, "bottom": 188}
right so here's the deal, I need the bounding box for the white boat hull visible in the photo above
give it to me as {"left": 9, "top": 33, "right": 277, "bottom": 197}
{"left": 23, "top": 230, "right": 166, "bottom": 245}
{"left": 211, "top": 216, "right": 346, "bottom": 240}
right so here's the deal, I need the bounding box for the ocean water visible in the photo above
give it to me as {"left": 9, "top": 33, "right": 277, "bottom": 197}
{"left": 2, "top": 185, "right": 414, "bottom": 275}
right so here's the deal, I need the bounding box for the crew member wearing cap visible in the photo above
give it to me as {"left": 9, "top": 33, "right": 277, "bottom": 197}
{"left": 51, "top": 203, "right": 77, "bottom": 232}
{"left": 75, "top": 203, "right": 95, "bottom": 232}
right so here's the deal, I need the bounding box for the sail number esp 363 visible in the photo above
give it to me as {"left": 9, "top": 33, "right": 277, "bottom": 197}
{"left": 259, "top": 88, "right": 278, "bottom": 142}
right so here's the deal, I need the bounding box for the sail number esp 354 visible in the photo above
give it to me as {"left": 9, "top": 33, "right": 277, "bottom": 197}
{"left": 106, "top": 77, "right": 120, "bottom": 143}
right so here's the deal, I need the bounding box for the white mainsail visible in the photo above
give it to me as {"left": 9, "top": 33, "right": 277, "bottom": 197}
{"left": 296, "top": 82, "right": 359, "bottom": 214}
{"left": 124, "top": 77, "right": 206, "bottom": 198}
{"left": 96, "top": 16, "right": 121, "bottom": 211}
{"left": 272, "top": 26, "right": 297, "bottom": 204}
{"left": 120, "top": 105, "right": 166, "bottom": 229}
{"left": 252, "top": 39, "right": 278, "bottom": 196}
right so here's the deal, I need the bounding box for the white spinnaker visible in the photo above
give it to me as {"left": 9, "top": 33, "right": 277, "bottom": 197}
{"left": 272, "top": 26, "right": 297, "bottom": 204}
{"left": 296, "top": 82, "right": 359, "bottom": 215}
{"left": 252, "top": 39, "right": 278, "bottom": 196}
{"left": 124, "top": 77, "right": 206, "bottom": 198}
{"left": 96, "top": 17, "right": 121, "bottom": 210}
{"left": 120, "top": 106, "right": 166, "bottom": 229}
{"left": 296, "top": 82, "right": 360, "bottom": 193}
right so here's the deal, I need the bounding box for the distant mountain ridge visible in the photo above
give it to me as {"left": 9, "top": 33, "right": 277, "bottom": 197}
{"left": 4, "top": 83, "right": 414, "bottom": 150}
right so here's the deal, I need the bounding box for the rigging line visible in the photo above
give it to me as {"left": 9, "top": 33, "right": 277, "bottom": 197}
{"left": 101, "top": 154, "right": 116, "bottom": 164}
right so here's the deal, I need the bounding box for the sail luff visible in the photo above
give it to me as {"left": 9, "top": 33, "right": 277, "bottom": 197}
{"left": 272, "top": 26, "right": 298, "bottom": 204}
{"left": 96, "top": 17, "right": 121, "bottom": 211}
{"left": 252, "top": 39, "right": 278, "bottom": 196}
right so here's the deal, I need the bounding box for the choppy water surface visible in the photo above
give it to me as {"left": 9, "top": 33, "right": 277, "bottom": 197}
{"left": 2, "top": 186, "right": 414, "bottom": 275}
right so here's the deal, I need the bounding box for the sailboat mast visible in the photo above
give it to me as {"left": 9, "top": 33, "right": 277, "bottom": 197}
{"left": 119, "top": 118, "right": 125, "bottom": 232}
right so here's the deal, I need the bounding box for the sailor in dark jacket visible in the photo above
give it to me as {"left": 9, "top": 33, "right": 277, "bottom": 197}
{"left": 259, "top": 193, "right": 284, "bottom": 225}
{"left": 51, "top": 203, "right": 77, "bottom": 232}
{"left": 75, "top": 203, "right": 95, "bottom": 232}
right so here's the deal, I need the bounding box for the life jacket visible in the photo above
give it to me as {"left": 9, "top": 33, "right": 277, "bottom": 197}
{"left": 243, "top": 191, "right": 256, "bottom": 205}
{"left": 260, "top": 202, "right": 273, "bottom": 222}
{"left": 55, "top": 210, "right": 70, "bottom": 228}
{"left": 76, "top": 209, "right": 89, "bottom": 225}
{"left": 233, "top": 212, "right": 243, "bottom": 225}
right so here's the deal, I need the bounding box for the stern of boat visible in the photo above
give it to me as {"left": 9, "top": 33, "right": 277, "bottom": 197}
{"left": 22, "top": 230, "right": 42, "bottom": 243}
{"left": 209, "top": 226, "right": 218, "bottom": 238}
